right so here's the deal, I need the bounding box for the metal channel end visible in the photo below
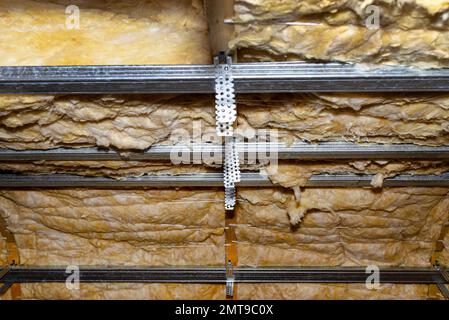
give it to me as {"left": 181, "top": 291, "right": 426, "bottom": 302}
{"left": 0, "top": 265, "right": 12, "bottom": 296}
{"left": 437, "top": 267, "right": 449, "bottom": 299}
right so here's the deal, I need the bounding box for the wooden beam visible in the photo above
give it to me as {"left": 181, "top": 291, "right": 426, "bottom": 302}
{"left": 0, "top": 216, "right": 21, "bottom": 299}
{"left": 205, "top": 0, "right": 235, "bottom": 56}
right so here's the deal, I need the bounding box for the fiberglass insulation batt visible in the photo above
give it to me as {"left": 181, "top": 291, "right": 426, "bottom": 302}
{"left": 2, "top": 93, "right": 449, "bottom": 150}
{"left": 440, "top": 232, "right": 449, "bottom": 265}
{"left": 0, "top": 236, "right": 6, "bottom": 265}
{"left": 236, "top": 187, "right": 449, "bottom": 267}
{"left": 230, "top": 0, "right": 449, "bottom": 68}
{"left": 0, "top": 0, "right": 448, "bottom": 300}
{"left": 0, "top": 0, "right": 211, "bottom": 66}
{"left": 0, "top": 189, "right": 226, "bottom": 299}
{"left": 235, "top": 187, "right": 449, "bottom": 299}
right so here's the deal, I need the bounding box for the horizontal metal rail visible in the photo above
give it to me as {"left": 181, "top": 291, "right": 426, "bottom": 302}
{"left": 1, "top": 267, "right": 226, "bottom": 284}
{"left": 2, "top": 62, "right": 449, "bottom": 93}
{"left": 1, "top": 267, "right": 447, "bottom": 285}
{"left": 0, "top": 172, "right": 449, "bottom": 188}
{"left": 234, "top": 267, "right": 449, "bottom": 284}
{"left": 2, "top": 143, "right": 449, "bottom": 161}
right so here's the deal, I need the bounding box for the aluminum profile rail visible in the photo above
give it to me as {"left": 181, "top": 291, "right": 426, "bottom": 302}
{"left": 2, "top": 142, "right": 449, "bottom": 161}
{"left": 1, "top": 266, "right": 447, "bottom": 285}
{"left": 0, "top": 267, "right": 226, "bottom": 284}
{"left": 1, "top": 172, "right": 449, "bottom": 188}
{"left": 233, "top": 267, "right": 449, "bottom": 284}
{"left": 0, "top": 65, "right": 214, "bottom": 94}
{"left": 2, "top": 62, "right": 449, "bottom": 94}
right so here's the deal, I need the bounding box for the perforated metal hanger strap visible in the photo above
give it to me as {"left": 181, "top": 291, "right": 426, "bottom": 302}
{"left": 214, "top": 55, "right": 240, "bottom": 211}
{"left": 224, "top": 137, "right": 240, "bottom": 210}
{"left": 214, "top": 55, "right": 236, "bottom": 137}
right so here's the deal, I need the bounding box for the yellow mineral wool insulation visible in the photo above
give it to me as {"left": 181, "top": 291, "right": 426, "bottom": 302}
{"left": 19, "top": 283, "right": 225, "bottom": 300}
{"left": 230, "top": 1, "right": 449, "bottom": 68}
{"left": 0, "top": 0, "right": 211, "bottom": 66}
{"left": 263, "top": 160, "right": 449, "bottom": 188}
{"left": 0, "top": 235, "right": 6, "bottom": 265}
{"left": 235, "top": 188, "right": 449, "bottom": 266}
{"left": 440, "top": 232, "right": 449, "bottom": 265}
{"left": 0, "top": 161, "right": 219, "bottom": 178}
{"left": 0, "top": 95, "right": 216, "bottom": 150}
{"left": 237, "top": 93, "right": 449, "bottom": 146}
{"left": 2, "top": 92, "right": 449, "bottom": 150}
{"left": 233, "top": 0, "right": 449, "bottom": 29}
{"left": 0, "top": 189, "right": 225, "bottom": 266}
{"left": 237, "top": 283, "right": 435, "bottom": 300}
